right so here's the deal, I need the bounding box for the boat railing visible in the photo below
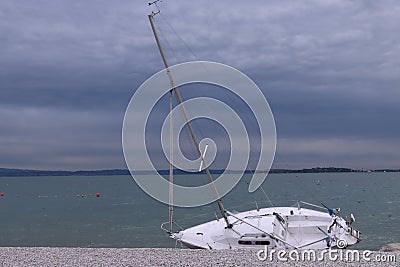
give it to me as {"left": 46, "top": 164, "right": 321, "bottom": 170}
{"left": 161, "top": 220, "right": 185, "bottom": 235}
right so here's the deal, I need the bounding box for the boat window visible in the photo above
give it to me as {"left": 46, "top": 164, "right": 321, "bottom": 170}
{"left": 238, "top": 240, "right": 270, "bottom": 245}
{"left": 256, "top": 241, "right": 271, "bottom": 245}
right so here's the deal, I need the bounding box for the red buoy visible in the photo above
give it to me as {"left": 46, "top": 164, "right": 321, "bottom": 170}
{"left": 0, "top": 193, "right": 4, "bottom": 197}
{"left": 95, "top": 193, "right": 100, "bottom": 197}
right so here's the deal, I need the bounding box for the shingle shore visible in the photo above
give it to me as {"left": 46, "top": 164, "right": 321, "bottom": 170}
{"left": 0, "top": 247, "right": 398, "bottom": 267}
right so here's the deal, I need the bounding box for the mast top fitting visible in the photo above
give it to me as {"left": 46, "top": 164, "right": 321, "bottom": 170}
{"left": 148, "top": 0, "right": 162, "bottom": 17}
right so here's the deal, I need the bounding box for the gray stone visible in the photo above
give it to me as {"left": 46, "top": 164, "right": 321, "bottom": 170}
{"left": 0, "top": 247, "right": 398, "bottom": 266}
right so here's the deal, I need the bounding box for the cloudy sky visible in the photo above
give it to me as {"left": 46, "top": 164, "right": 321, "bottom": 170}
{"left": 1, "top": 0, "right": 399, "bottom": 170}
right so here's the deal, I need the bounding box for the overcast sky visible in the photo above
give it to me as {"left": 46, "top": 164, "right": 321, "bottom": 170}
{"left": 1, "top": 0, "right": 399, "bottom": 170}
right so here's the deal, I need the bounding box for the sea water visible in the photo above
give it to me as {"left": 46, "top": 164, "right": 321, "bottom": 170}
{"left": 0, "top": 172, "right": 399, "bottom": 250}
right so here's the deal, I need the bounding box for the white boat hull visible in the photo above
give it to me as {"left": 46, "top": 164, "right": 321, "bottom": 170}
{"left": 171, "top": 206, "right": 360, "bottom": 250}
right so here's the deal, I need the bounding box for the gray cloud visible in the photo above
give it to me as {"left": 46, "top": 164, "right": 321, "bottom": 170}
{"left": 1, "top": 0, "right": 399, "bottom": 170}
{"left": 0, "top": 105, "right": 124, "bottom": 170}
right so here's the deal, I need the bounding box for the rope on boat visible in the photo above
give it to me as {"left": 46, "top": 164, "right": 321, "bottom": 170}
{"left": 300, "top": 201, "right": 326, "bottom": 210}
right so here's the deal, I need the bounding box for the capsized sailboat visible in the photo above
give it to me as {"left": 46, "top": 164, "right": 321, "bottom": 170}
{"left": 164, "top": 204, "right": 360, "bottom": 250}
{"left": 147, "top": 1, "right": 361, "bottom": 250}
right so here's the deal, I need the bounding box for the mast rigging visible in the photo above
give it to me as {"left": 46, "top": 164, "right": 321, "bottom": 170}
{"left": 148, "top": 2, "right": 231, "bottom": 228}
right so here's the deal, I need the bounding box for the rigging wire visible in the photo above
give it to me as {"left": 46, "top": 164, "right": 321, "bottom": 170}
{"left": 152, "top": 15, "right": 213, "bottom": 174}
{"left": 159, "top": 12, "right": 199, "bottom": 61}
{"left": 154, "top": 16, "right": 180, "bottom": 64}
{"left": 155, "top": 14, "right": 237, "bottom": 172}
{"left": 155, "top": 13, "right": 212, "bottom": 192}
{"left": 152, "top": 16, "right": 203, "bottom": 176}
{"left": 259, "top": 186, "right": 277, "bottom": 211}
{"left": 155, "top": 2, "right": 265, "bottom": 174}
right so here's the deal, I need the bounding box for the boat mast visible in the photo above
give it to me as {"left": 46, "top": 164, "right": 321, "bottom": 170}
{"left": 148, "top": 3, "right": 174, "bottom": 233}
{"left": 147, "top": 2, "right": 231, "bottom": 228}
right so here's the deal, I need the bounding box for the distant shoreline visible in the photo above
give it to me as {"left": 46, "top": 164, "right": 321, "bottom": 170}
{"left": 0, "top": 167, "right": 399, "bottom": 177}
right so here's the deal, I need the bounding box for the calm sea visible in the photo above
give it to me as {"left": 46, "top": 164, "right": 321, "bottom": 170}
{"left": 0, "top": 172, "right": 399, "bottom": 250}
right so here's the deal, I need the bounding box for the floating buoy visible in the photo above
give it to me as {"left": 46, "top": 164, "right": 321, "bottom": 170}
{"left": 0, "top": 193, "right": 4, "bottom": 197}
{"left": 95, "top": 193, "right": 100, "bottom": 197}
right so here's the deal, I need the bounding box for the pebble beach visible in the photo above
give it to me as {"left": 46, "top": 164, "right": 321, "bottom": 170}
{"left": 0, "top": 247, "right": 398, "bottom": 267}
